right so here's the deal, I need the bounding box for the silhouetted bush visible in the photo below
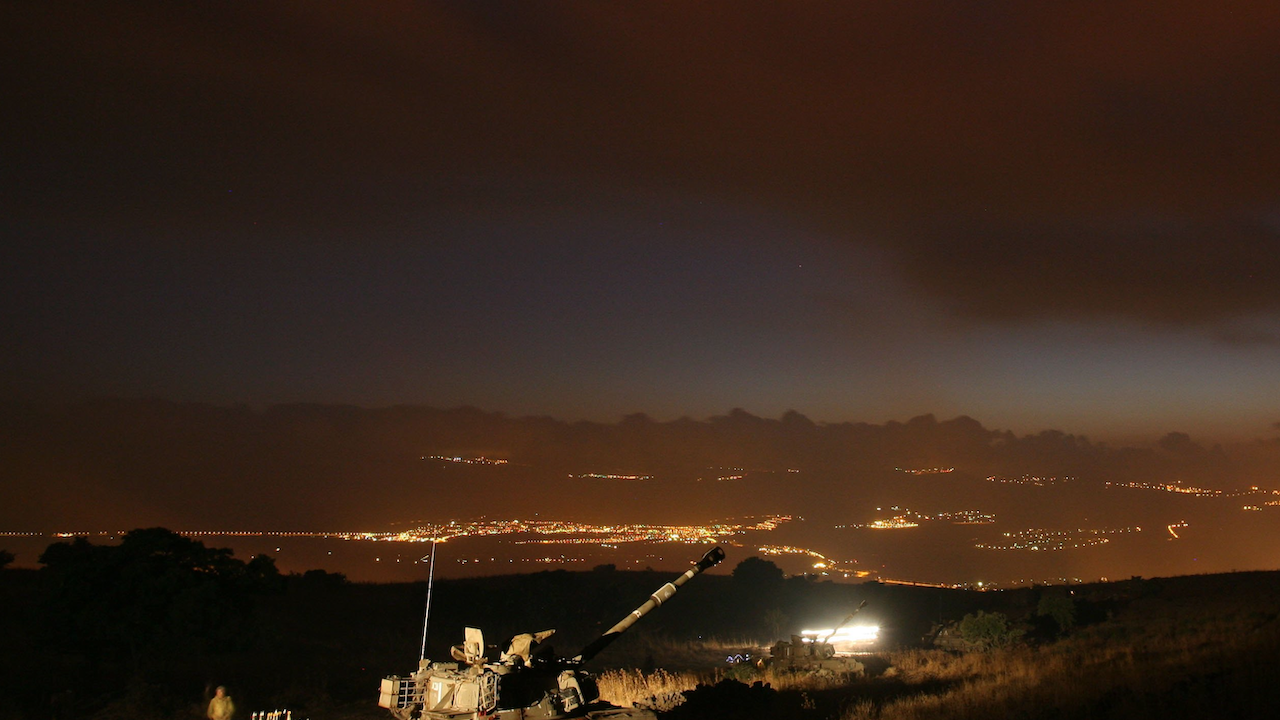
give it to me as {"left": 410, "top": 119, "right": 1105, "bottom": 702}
{"left": 956, "top": 610, "right": 1024, "bottom": 650}
{"left": 1036, "top": 592, "right": 1076, "bottom": 635}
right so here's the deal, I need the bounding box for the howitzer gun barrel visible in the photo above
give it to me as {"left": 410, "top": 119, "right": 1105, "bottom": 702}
{"left": 572, "top": 546, "right": 725, "bottom": 663}
{"left": 821, "top": 599, "right": 868, "bottom": 645}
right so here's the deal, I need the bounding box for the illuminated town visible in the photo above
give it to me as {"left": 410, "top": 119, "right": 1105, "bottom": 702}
{"left": 1106, "top": 480, "right": 1280, "bottom": 504}
{"left": 423, "top": 455, "right": 510, "bottom": 466}
{"left": 696, "top": 466, "right": 784, "bottom": 481}
{"left": 836, "top": 507, "right": 996, "bottom": 530}
{"left": 1105, "top": 480, "right": 1220, "bottom": 496}
{"left": 15, "top": 518, "right": 795, "bottom": 549}
{"left": 986, "top": 474, "right": 1073, "bottom": 486}
{"left": 975, "top": 526, "right": 1142, "bottom": 551}
{"left": 757, "top": 544, "right": 868, "bottom": 577}
{"left": 186, "top": 515, "right": 797, "bottom": 547}
{"left": 935, "top": 510, "right": 997, "bottom": 524}
{"left": 568, "top": 472, "right": 655, "bottom": 480}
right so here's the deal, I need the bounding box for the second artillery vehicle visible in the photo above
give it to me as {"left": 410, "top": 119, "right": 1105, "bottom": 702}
{"left": 379, "top": 546, "right": 726, "bottom": 720}
{"left": 763, "top": 600, "right": 869, "bottom": 676}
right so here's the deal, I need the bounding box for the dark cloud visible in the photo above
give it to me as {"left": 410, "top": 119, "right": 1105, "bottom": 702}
{"left": 892, "top": 216, "right": 1280, "bottom": 329}
{"left": 6, "top": 1, "right": 1280, "bottom": 330}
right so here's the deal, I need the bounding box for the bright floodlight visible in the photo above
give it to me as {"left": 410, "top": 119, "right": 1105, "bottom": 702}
{"left": 800, "top": 625, "right": 880, "bottom": 648}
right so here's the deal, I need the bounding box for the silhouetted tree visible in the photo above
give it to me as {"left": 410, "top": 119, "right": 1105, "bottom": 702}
{"left": 292, "top": 567, "right": 348, "bottom": 589}
{"left": 732, "top": 556, "right": 785, "bottom": 588}
{"left": 38, "top": 528, "right": 281, "bottom": 673}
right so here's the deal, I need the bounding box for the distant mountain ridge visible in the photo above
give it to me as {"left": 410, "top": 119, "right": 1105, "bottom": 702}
{"left": 3, "top": 398, "right": 1279, "bottom": 532}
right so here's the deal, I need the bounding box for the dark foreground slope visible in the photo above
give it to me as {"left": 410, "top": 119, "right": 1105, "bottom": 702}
{"left": 792, "top": 570, "right": 1280, "bottom": 720}
{"left": 3, "top": 547, "right": 1279, "bottom": 720}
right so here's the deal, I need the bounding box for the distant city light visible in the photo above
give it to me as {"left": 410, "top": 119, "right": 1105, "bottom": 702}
{"left": 976, "top": 526, "right": 1141, "bottom": 551}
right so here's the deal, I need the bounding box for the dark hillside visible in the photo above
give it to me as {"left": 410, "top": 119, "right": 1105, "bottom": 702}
{"left": 3, "top": 533, "right": 1279, "bottom": 719}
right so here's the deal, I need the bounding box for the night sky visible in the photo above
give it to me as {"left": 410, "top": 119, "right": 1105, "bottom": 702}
{"left": 7, "top": 1, "right": 1280, "bottom": 442}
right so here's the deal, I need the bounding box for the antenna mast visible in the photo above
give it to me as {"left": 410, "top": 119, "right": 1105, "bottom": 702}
{"left": 419, "top": 540, "right": 437, "bottom": 661}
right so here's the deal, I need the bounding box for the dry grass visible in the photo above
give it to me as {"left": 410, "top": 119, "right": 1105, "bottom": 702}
{"left": 838, "top": 603, "right": 1280, "bottom": 720}
{"left": 758, "top": 665, "right": 870, "bottom": 692}
{"left": 596, "top": 668, "right": 710, "bottom": 711}
{"left": 596, "top": 632, "right": 762, "bottom": 671}
{"left": 595, "top": 648, "right": 880, "bottom": 716}
{"left": 599, "top": 584, "right": 1280, "bottom": 719}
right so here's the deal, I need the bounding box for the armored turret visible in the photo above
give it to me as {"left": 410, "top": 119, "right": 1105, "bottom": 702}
{"left": 379, "top": 546, "right": 725, "bottom": 720}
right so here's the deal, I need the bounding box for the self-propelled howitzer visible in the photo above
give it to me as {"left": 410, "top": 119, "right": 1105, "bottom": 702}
{"left": 378, "top": 546, "right": 725, "bottom": 720}
{"left": 764, "top": 600, "right": 870, "bottom": 677}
